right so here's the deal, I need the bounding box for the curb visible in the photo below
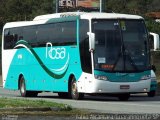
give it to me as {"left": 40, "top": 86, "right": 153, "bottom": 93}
{"left": 0, "top": 107, "right": 62, "bottom": 112}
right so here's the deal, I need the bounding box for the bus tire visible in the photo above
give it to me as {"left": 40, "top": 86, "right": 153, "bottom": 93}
{"left": 19, "top": 76, "right": 28, "bottom": 97}
{"left": 19, "top": 76, "right": 38, "bottom": 97}
{"left": 148, "top": 91, "right": 156, "bottom": 97}
{"left": 118, "top": 93, "right": 130, "bottom": 101}
{"left": 69, "top": 76, "right": 84, "bottom": 100}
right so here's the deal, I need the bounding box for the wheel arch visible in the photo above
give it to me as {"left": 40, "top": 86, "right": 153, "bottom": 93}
{"left": 68, "top": 73, "right": 84, "bottom": 100}
{"left": 68, "top": 74, "right": 75, "bottom": 92}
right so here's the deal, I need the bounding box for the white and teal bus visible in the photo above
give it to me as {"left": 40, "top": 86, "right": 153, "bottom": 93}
{"left": 2, "top": 12, "right": 154, "bottom": 100}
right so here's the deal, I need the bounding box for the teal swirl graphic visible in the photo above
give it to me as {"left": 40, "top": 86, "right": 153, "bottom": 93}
{"left": 15, "top": 40, "right": 69, "bottom": 79}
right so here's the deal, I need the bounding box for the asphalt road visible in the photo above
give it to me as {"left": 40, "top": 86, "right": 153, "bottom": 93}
{"left": 1, "top": 87, "right": 160, "bottom": 115}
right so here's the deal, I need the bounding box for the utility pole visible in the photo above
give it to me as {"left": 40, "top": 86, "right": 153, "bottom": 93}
{"left": 55, "top": 0, "right": 59, "bottom": 13}
{"left": 100, "top": 0, "right": 102, "bottom": 12}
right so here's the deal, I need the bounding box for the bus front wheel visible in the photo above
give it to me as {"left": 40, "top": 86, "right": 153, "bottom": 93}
{"left": 148, "top": 91, "right": 156, "bottom": 97}
{"left": 70, "top": 76, "right": 84, "bottom": 100}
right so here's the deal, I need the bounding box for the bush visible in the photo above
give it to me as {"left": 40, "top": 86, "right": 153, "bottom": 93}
{"left": 146, "top": 19, "right": 160, "bottom": 34}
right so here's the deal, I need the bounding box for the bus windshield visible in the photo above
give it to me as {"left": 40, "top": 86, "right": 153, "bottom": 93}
{"left": 92, "top": 19, "right": 150, "bottom": 72}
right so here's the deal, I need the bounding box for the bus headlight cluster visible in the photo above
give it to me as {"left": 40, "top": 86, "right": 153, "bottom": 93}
{"left": 95, "top": 75, "right": 108, "bottom": 81}
{"left": 140, "top": 75, "right": 151, "bottom": 80}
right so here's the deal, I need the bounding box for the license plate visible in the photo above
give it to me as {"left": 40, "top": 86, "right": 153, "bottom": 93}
{"left": 120, "top": 85, "right": 130, "bottom": 89}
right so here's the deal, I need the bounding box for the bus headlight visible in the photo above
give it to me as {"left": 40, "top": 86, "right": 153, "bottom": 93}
{"left": 95, "top": 75, "right": 108, "bottom": 81}
{"left": 140, "top": 75, "right": 151, "bottom": 80}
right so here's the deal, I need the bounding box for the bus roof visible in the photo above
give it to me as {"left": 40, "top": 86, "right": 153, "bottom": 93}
{"left": 3, "top": 12, "right": 143, "bottom": 29}
{"left": 3, "top": 20, "right": 47, "bottom": 29}
{"left": 33, "top": 12, "right": 143, "bottom": 21}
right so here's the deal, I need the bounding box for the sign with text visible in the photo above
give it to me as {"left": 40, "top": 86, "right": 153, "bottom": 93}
{"left": 77, "top": 0, "right": 100, "bottom": 8}
{"left": 59, "top": 0, "right": 76, "bottom": 8}
{"left": 58, "top": 0, "right": 100, "bottom": 11}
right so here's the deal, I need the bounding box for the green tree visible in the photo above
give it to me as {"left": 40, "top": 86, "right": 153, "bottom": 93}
{"left": 106, "top": 0, "right": 151, "bottom": 15}
{"left": 146, "top": 19, "right": 160, "bottom": 34}
{"left": 106, "top": 0, "right": 128, "bottom": 13}
{"left": 0, "top": 0, "right": 55, "bottom": 31}
{"left": 150, "top": 0, "right": 160, "bottom": 12}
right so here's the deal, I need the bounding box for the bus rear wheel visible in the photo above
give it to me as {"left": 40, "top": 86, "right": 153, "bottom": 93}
{"left": 70, "top": 76, "right": 84, "bottom": 100}
{"left": 19, "top": 76, "right": 38, "bottom": 97}
{"left": 19, "top": 76, "right": 27, "bottom": 97}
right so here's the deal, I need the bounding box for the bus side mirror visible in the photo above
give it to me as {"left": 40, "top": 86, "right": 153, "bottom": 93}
{"left": 87, "top": 32, "right": 95, "bottom": 51}
{"left": 149, "top": 32, "right": 159, "bottom": 51}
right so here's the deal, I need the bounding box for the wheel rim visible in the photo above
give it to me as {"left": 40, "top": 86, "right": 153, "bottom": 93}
{"left": 21, "top": 82, "right": 24, "bottom": 93}
{"left": 20, "top": 78, "right": 25, "bottom": 94}
{"left": 71, "top": 81, "right": 78, "bottom": 97}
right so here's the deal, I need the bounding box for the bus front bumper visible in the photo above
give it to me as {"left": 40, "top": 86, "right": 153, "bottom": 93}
{"left": 77, "top": 78, "right": 151, "bottom": 94}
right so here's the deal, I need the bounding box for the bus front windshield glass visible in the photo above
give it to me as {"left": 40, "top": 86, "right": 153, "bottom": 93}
{"left": 92, "top": 19, "right": 150, "bottom": 72}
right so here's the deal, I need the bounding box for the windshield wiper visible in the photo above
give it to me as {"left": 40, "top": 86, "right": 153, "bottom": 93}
{"left": 124, "top": 48, "right": 139, "bottom": 71}
{"left": 111, "top": 47, "right": 122, "bottom": 71}
{"left": 112, "top": 44, "right": 139, "bottom": 72}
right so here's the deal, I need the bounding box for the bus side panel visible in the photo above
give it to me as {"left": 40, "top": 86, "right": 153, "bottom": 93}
{"left": 4, "top": 48, "right": 40, "bottom": 90}
{"left": 4, "top": 45, "right": 83, "bottom": 92}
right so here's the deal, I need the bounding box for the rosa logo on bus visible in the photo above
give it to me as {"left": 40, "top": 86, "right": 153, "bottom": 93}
{"left": 46, "top": 42, "right": 66, "bottom": 60}
{"left": 45, "top": 42, "right": 70, "bottom": 75}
